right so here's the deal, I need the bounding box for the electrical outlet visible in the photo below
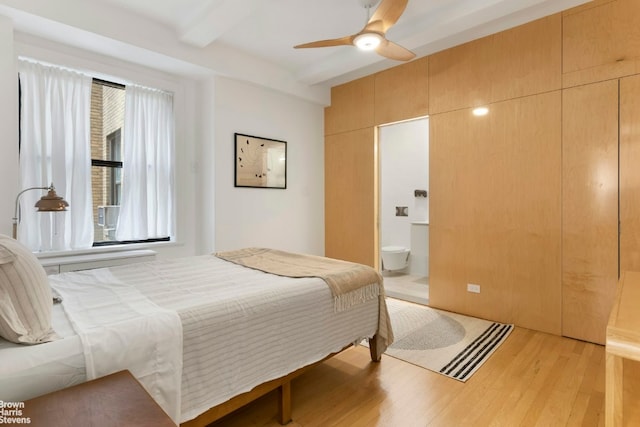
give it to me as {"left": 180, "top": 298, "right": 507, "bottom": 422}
{"left": 467, "top": 283, "right": 481, "bottom": 293}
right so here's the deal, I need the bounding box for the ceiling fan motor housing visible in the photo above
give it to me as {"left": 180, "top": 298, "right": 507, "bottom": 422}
{"left": 358, "top": 0, "right": 382, "bottom": 9}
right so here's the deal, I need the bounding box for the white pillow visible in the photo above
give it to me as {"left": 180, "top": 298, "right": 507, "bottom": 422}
{"left": 0, "top": 234, "right": 57, "bottom": 344}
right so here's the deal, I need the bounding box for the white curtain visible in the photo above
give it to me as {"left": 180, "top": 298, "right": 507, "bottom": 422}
{"left": 18, "top": 59, "right": 94, "bottom": 251}
{"left": 116, "top": 85, "right": 174, "bottom": 241}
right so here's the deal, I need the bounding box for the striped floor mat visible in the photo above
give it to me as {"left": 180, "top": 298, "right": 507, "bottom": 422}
{"left": 380, "top": 298, "right": 513, "bottom": 382}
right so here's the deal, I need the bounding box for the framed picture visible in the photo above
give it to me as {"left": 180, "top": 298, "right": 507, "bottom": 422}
{"left": 234, "top": 133, "right": 287, "bottom": 189}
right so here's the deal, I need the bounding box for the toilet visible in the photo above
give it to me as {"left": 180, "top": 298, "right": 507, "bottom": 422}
{"left": 381, "top": 246, "right": 410, "bottom": 271}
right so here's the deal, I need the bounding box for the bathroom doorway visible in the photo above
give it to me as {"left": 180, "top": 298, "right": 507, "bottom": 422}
{"left": 378, "top": 117, "right": 429, "bottom": 305}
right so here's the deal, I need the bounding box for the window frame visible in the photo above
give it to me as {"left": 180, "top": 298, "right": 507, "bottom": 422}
{"left": 89, "top": 78, "right": 171, "bottom": 247}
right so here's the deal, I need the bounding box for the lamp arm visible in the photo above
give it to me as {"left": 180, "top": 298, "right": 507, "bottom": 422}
{"left": 13, "top": 186, "right": 51, "bottom": 220}
{"left": 12, "top": 185, "right": 53, "bottom": 239}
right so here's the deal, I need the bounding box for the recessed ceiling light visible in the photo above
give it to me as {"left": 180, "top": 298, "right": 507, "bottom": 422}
{"left": 472, "top": 107, "right": 489, "bottom": 116}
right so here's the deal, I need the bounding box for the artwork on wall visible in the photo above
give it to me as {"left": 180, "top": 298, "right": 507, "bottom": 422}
{"left": 234, "top": 133, "right": 287, "bottom": 189}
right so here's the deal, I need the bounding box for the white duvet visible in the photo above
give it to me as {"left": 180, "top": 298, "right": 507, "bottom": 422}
{"left": 46, "top": 254, "right": 380, "bottom": 423}
{"left": 50, "top": 269, "right": 183, "bottom": 422}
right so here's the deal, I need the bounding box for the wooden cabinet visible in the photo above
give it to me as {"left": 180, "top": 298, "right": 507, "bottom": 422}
{"left": 561, "top": 74, "right": 640, "bottom": 345}
{"left": 620, "top": 74, "right": 640, "bottom": 272}
{"left": 563, "top": 0, "right": 640, "bottom": 88}
{"left": 560, "top": 0, "right": 640, "bottom": 344}
{"left": 429, "top": 14, "right": 561, "bottom": 114}
{"left": 562, "top": 80, "right": 619, "bottom": 344}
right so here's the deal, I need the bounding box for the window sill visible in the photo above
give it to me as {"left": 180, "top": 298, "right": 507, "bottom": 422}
{"left": 35, "top": 240, "right": 178, "bottom": 274}
{"left": 35, "top": 239, "right": 176, "bottom": 258}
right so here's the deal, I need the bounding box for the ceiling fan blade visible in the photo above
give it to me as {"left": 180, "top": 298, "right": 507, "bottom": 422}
{"left": 365, "top": 0, "right": 409, "bottom": 34}
{"left": 376, "top": 39, "right": 415, "bottom": 61}
{"left": 294, "top": 35, "right": 355, "bottom": 49}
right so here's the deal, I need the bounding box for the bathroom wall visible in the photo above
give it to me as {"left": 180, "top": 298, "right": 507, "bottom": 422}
{"left": 379, "top": 117, "right": 429, "bottom": 274}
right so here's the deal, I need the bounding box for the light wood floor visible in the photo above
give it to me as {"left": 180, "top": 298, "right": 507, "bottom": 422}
{"left": 210, "top": 327, "right": 640, "bottom": 426}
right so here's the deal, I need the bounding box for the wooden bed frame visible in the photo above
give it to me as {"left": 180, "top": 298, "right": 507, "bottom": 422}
{"left": 180, "top": 334, "right": 384, "bottom": 426}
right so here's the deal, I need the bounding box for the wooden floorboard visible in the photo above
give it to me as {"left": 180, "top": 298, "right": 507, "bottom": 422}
{"left": 208, "top": 327, "right": 640, "bottom": 426}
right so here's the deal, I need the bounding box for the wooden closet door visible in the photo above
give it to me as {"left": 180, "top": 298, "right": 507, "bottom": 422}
{"left": 620, "top": 74, "right": 640, "bottom": 272}
{"left": 562, "top": 80, "right": 619, "bottom": 344}
{"left": 325, "top": 128, "right": 377, "bottom": 267}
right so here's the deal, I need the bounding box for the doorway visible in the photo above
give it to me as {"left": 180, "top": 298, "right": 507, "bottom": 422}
{"left": 378, "top": 117, "right": 429, "bottom": 305}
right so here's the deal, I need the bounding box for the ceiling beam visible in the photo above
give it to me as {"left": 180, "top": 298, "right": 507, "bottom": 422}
{"left": 0, "top": 0, "right": 330, "bottom": 105}
{"left": 178, "top": 0, "right": 262, "bottom": 48}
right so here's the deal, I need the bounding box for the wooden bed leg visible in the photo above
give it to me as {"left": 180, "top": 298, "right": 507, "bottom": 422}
{"left": 369, "top": 334, "right": 384, "bottom": 362}
{"left": 277, "top": 381, "right": 292, "bottom": 425}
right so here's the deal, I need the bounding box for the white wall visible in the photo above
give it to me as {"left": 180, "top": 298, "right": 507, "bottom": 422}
{"left": 379, "top": 118, "right": 429, "bottom": 270}
{"left": 1, "top": 31, "right": 200, "bottom": 259}
{"left": 0, "top": 17, "right": 326, "bottom": 259}
{"left": 211, "top": 77, "right": 325, "bottom": 255}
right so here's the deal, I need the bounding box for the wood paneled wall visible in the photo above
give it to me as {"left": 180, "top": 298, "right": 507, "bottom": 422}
{"left": 324, "top": 0, "right": 640, "bottom": 342}
{"left": 325, "top": 128, "right": 377, "bottom": 267}
{"left": 430, "top": 93, "right": 562, "bottom": 333}
{"left": 374, "top": 57, "right": 428, "bottom": 125}
{"left": 324, "top": 59, "right": 429, "bottom": 267}
{"left": 429, "top": 14, "right": 561, "bottom": 114}
{"left": 325, "top": 76, "right": 375, "bottom": 136}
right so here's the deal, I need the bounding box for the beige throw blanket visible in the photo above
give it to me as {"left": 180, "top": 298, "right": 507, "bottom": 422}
{"left": 215, "top": 248, "right": 393, "bottom": 347}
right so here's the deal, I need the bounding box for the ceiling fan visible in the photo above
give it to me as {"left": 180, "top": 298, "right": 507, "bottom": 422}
{"left": 294, "top": 0, "right": 416, "bottom": 61}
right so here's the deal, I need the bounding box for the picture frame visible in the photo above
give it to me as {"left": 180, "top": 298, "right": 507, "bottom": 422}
{"left": 234, "top": 133, "right": 287, "bottom": 189}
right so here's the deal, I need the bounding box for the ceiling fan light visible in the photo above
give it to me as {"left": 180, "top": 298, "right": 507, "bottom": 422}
{"left": 354, "top": 33, "right": 382, "bottom": 51}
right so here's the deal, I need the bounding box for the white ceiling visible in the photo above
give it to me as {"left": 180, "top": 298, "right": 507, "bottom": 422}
{"left": 1, "top": 0, "right": 591, "bottom": 104}
{"left": 97, "top": 0, "right": 591, "bottom": 84}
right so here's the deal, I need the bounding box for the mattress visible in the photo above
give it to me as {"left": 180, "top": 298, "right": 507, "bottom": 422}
{"left": 2, "top": 254, "right": 381, "bottom": 423}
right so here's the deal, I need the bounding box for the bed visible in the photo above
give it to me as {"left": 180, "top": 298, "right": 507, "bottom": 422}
{"left": 0, "top": 245, "right": 393, "bottom": 426}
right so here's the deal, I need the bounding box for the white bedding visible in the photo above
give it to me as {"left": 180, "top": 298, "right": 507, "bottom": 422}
{"left": 2, "top": 254, "right": 382, "bottom": 424}
{"left": 50, "top": 269, "right": 183, "bottom": 423}
{"left": 0, "top": 303, "right": 84, "bottom": 401}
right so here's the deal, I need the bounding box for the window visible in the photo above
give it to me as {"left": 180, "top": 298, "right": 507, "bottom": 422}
{"left": 18, "top": 59, "right": 174, "bottom": 252}
{"left": 91, "top": 80, "right": 124, "bottom": 244}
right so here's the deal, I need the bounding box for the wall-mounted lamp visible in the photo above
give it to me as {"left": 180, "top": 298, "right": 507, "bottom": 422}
{"left": 12, "top": 183, "right": 69, "bottom": 239}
